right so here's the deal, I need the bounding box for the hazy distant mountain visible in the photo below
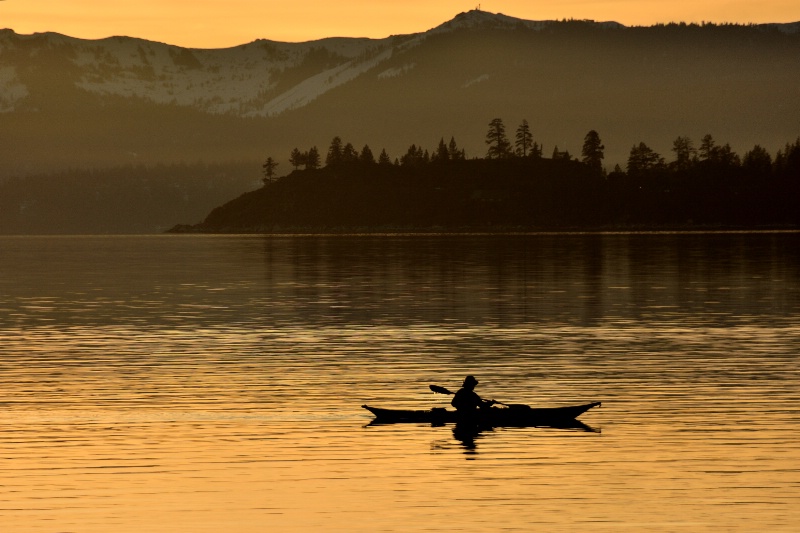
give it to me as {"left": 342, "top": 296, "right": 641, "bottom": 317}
{"left": 0, "top": 11, "right": 623, "bottom": 118}
{"left": 1, "top": 10, "right": 799, "bottom": 233}
{"left": 2, "top": 11, "right": 799, "bottom": 173}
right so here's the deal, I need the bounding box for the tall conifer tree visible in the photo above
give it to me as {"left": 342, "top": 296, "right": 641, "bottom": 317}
{"left": 486, "top": 118, "right": 512, "bottom": 159}
{"left": 515, "top": 120, "right": 533, "bottom": 157}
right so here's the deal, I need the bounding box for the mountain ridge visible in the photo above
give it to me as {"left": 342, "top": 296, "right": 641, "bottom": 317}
{"left": 2, "top": 10, "right": 799, "bottom": 177}
{"left": 3, "top": 11, "right": 798, "bottom": 118}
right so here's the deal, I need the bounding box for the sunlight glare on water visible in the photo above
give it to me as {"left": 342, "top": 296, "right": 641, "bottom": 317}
{"left": 0, "top": 233, "right": 798, "bottom": 532}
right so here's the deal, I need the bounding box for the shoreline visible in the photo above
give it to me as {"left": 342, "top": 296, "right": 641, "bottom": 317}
{"left": 166, "top": 223, "right": 800, "bottom": 236}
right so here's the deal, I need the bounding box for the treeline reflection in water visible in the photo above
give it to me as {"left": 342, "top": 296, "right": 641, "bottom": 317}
{"left": 3, "top": 232, "right": 795, "bottom": 328}
{"left": 257, "top": 231, "right": 799, "bottom": 327}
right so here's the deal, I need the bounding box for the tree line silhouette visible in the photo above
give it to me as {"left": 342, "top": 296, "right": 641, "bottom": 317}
{"left": 265, "top": 118, "right": 799, "bottom": 185}
{"left": 189, "top": 118, "right": 799, "bottom": 232}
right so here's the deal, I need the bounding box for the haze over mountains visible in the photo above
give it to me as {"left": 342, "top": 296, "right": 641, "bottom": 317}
{"left": 1, "top": 10, "right": 799, "bottom": 232}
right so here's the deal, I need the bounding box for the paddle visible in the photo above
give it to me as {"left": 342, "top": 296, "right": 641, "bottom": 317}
{"left": 429, "top": 384, "right": 511, "bottom": 407}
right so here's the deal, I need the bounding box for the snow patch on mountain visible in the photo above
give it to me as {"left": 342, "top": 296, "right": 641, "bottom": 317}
{"left": 378, "top": 63, "right": 416, "bottom": 79}
{"left": 462, "top": 74, "right": 490, "bottom": 88}
{"left": 0, "top": 66, "right": 27, "bottom": 112}
{"left": 71, "top": 38, "right": 292, "bottom": 114}
{"left": 36, "top": 32, "right": 382, "bottom": 115}
{"left": 248, "top": 31, "right": 439, "bottom": 116}
{"left": 253, "top": 46, "right": 395, "bottom": 116}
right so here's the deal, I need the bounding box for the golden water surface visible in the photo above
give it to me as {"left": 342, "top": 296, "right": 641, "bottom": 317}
{"left": 0, "top": 234, "right": 798, "bottom": 532}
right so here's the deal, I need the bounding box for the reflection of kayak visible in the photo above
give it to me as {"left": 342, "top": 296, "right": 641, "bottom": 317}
{"left": 362, "top": 401, "right": 601, "bottom": 426}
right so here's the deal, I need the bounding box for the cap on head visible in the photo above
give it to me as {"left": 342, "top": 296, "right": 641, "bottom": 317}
{"left": 463, "top": 375, "right": 478, "bottom": 387}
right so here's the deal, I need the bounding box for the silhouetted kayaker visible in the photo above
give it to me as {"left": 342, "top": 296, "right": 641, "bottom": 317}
{"left": 451, "top": 375, "right": 495, "bottom": 417}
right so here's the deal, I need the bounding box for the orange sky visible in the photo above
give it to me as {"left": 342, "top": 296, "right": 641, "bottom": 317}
{"left": 2, "top": 0, "right": 799, "bottom": 48}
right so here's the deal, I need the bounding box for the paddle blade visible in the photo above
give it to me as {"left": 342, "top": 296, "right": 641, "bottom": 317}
{"left": 429, "top": 385, "right": 454, "bottom": 395}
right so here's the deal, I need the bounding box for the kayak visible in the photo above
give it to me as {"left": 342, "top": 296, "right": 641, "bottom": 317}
{"left": 362, "top": 401, "right": 601, "bottom": 426}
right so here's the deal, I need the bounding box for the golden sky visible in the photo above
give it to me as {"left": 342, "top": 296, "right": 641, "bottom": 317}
{"left": 2, "top": 0, "right": 799, "bottom": 48}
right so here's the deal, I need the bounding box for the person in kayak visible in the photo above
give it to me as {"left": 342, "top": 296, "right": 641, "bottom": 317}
{"left": 451, "top": 375, "right": 495, "bottom": 416}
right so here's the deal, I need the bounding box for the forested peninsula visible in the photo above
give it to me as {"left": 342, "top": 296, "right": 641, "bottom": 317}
{"left": 171, "top": 125, "right": 800, "bottom": 233}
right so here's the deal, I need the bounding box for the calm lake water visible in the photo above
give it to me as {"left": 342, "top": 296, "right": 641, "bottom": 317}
{"left": 0, "top": 233, "right": 798, "bottom": 532}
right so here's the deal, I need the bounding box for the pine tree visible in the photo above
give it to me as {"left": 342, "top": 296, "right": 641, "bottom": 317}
{"left": 401, "top": 144, "right": 426, "bottom": 166}
{"left": 699, "top": 134, "right": 716, "bottom": 161}
{"left": 581, "top": 130, "right": 605, "bottom": 174}
{"left": 359, "top": 144, "right": 375, "bottom": 164}
{"left": 342, "top": 143, "right": 359, "bottom": 163}
{"left": 671, "top": 136, "right": 696, "bottom": 172}
{"left": 515, "top": 119, "right": 533, "bottom": 157}
{"left": 289, "top": 148, "right": 305, "bottom": 170}
{"left": 378, "top": 148, "right": 392, "bottom": 165}
{"left": 434, "top": 137, "right": 450, "bottom": 162}
{"left": 306, "top": 146, "right": 321, "bottom": 169}
{"left": 326, "top": 136, "right": 343, "bottom": 166}
{"left": 773, "top": 138, "right": 800, "bottom": 180}
{"left": 448, "top": 137, "right": 465, "bottom": 160}
{"left": 627, "top": 142, "right": 664, "bottom": 176}
{"left": 448, "top": 137, "right": 458, "bottom": 160}
{"left": 262, "top": 157, "right": 278, "bottom": 184}
{"left": 716, "top": 143, "right": 741, "bottom": 167}
{"left": 742, "top": 145, "right": 773, "bottom": 179}
{"left": 486, "top": 118, "right": 512, "bottom": 159}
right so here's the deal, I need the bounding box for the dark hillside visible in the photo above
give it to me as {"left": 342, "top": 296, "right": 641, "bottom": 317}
{"left": 178, "top": 151, "right": 800, "bottom": 233}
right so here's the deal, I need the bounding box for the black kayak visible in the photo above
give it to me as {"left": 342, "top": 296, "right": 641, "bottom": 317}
{"left": 362, "top": 401, "right": 601, "bottom": 426}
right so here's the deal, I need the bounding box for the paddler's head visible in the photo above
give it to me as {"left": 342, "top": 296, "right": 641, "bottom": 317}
{"left": 463, "top": 375, "right": 478, "bottom": 390}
